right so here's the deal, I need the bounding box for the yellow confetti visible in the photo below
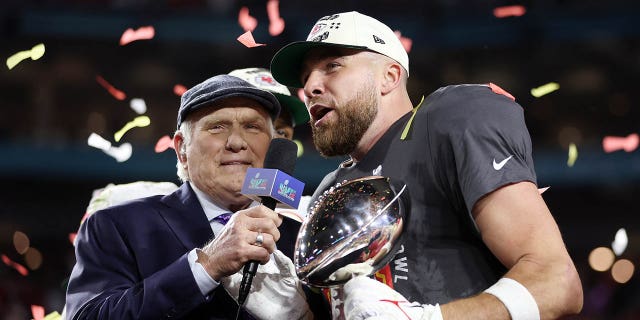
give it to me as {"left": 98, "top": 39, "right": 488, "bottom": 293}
{"left": 293, "top": 139, "right": 304, "bottom": 157}
{"left": 114, "top": 116, "right": 151, "bottom": 142}
{"left": 6, "top": 43, "right": 45, "bottom": 70}
{"left": 44, "top": 311, "right": 62, "bottom": 320}
{"left": 567, "top": 143, "right": 578, "bottom": 167}
{"left": 530, "top": 82, "right": 559, "bottom": 98}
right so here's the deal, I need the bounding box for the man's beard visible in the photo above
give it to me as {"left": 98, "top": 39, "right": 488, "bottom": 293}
{"left": 311, "top": 82, "right": 378, "bottom": 157}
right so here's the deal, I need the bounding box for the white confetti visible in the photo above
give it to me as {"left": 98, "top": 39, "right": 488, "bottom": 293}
{"left": 87, "top": 133, "right": 112, "bottom": 151}
{"left": 103, "top": 143, "right": 132, "bottom": 162}
{"left": 130, "top": 98, "right": 147, "bottom": 114}
{"left": 611, "top": 228, "right": 628, "bottom": 256}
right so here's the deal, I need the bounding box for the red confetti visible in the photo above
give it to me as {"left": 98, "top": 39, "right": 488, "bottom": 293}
{"left": 69, "top": 233, "right": 77, "bottom": 245}
{"left": 96, "top": 75, "right": 126, "bottom": 100}
{"left": 173, "top": 84, "right": 187, "bottom": 96}
{"left": 394, "top": 31, "right": 413, "bottom": 53}
{"left": 31, "top": 305, "right": 44, "bottom": 320}
{"left": 238, "top": 7, "right": 258, "bottom": 32}
{"left": 297, "top": 88, "right": 306, "bottom": 103}
{"left": 602, "top": 133, "right": 639, "bottom": 153}
{"left": 237, "top": 31, "right": 266, "bottom": 48}
{"left": 119, "top": 26, "right": 155, "bottom": 46}
{"left": 267, "top": 0, "right": 285, "bottom": 36}
{"left": 488, "top": 83, "right": 515, "bottom": 101}
{"left": 2, "top": 254, "right": 29, "bottom": 276}
{"left": 155, "top": 135, "right": 174, "bottom": 153}
{"left": 493, "top": 5, "right": 526, "bottom": 18}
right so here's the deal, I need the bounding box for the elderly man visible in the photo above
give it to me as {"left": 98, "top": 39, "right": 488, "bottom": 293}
{"left": 65, "top": 75, "right": 319, "bottom": 319}
{"left": 271, "top": 11, "right": 582, "bottom": 320}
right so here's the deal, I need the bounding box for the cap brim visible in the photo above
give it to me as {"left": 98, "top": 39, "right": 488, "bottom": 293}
{"left": 274, "top": 92, "right": 309, "bottom": 127}
{"left": 270, "top": 41, "right": 367, "bottom": 88}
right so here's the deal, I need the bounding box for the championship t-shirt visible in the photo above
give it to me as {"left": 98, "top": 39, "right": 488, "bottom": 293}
{"left": 310, "top": 84, "right": 536, "bottom": 304}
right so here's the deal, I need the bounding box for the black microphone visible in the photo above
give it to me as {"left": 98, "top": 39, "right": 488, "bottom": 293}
{"left": 237, "top": 138, "right": 302, "bottom": 308}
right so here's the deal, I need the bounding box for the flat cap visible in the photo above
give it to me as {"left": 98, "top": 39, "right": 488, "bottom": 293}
{"left": 177, "top": 74, "right": 281, "bottom": 129}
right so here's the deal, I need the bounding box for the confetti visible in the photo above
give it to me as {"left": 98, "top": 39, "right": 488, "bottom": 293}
{"left": 32, "top": 305, "right": 45, "bottom": 320}
{"left": 129, "top": 98, "right": 147, "bottom": 114}
{"left": 493, "top": 5, "right": 526, "bottom": 18}
{"left": 531, "top": 82, "right": 560, "bottom": 98}
{"left": 87, "top": 133, "right": 112, "bottom": 151}
{"left": 394, "top": 31, "right": 413, "bottom": 53}
{"left": 267, "top": 0, "right": 285, "bottom": 36}
{"left": 238, "top": 7, "right": 258, "bottom": 32}
{"left": 1, "top": 254, "right": 28, "bottom": 276}
{"left": 69, "top": 233, "right": 77, "bottom": 245}
{"left": 612, "top": 228, "right": 628, "bottom": 256}
{"left": 43, "top": 311, "right": 62, "bottom": 320}
{"left": 297, "top": 88, "right": 306, "bottom": 104}
{"left": 237, "top": 31, "right": 266, "bottom": 48}
{"left": 602, "top": 133, "right": 639, "bottom": 153}
{"left": 104, "top": 143, "right": 133, "bottom": 162}
{"left": 96, "top": 75, "right": 126, "bottom": 100}
{"left": 114, "top": 115, "right": 151, "bottom": 142}
{"left": 173, "top": 84, "right": 187, "bottom": 96}
{"left": 293, "top": 139, "right": 304, "bottom": 157}
{"left": 567, "top": 143, "right": 578, "bottom": 167}
{"left": 6, "top": 43, "right": 45, "bottom": 70}
{"left": 538, "top": 186, "right": 550, "bottom": 194}
{"left": 88, "top": 132, "right": 132, "bottom": 162}
{"left": 488, "top": 83, "right": 515, "bottom": 101}
{"left": 155, "top": 135, "right": 174, "bottom": 153}
{"left": 119, "top": 26, "right": 155, "bottom": 46}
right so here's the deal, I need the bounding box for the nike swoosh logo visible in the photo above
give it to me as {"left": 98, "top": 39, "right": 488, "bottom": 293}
{"left": 493, "top": 155, "right": 513, "bottom": 170}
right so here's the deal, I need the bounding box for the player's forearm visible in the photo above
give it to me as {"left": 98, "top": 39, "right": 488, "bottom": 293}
{"left": 440, "top": 292, "right": 510, "bottom": 320}
{"left": 505, "top": 254, "right": 583, "bottom": 319}
{"left": 440, "top": 255, "right": 582, "bottom": 320}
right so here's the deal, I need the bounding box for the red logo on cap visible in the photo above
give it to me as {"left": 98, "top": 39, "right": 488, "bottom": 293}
{"left": 309, "top": 23, "right": 326, "bottom": 37}
{"left": 257, "top": 75, "right": 276, "bottom": 86}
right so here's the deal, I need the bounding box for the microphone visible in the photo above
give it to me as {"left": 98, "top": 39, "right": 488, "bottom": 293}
{"left": 238, "top": 138, "right": 304, "bottom": 307}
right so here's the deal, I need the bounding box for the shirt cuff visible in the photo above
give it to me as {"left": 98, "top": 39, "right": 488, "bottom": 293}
{"left": 187, "top": 248, "right": 219, "bottom": 296}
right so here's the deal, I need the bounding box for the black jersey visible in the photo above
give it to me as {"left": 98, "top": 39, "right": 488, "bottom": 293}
{"left": 311, "top": 84, "right": 537, "bottom": 304}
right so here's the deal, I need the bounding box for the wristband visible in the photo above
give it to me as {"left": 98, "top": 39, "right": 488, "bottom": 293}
{"left": 484, "top": 277, "right": 540, "bottom": 320}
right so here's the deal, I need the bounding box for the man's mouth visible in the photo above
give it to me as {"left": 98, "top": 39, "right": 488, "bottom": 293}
{"left": 310, "top": 104, "right": 333, "bottom": 125}
{"left": 221, "top": 161, "right": 251, "bottom": 166}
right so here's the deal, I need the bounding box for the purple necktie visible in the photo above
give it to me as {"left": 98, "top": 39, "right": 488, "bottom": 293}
{"left": 211, "top": 212, "right": 232, "bottom": 225}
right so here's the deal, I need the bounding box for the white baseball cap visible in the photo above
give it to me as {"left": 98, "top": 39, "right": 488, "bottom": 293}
{"left": 271, "top": 11, "right": 409, "bottom": 88}
{"left": 228, "top": 67, "right": 310, "bottom": 126}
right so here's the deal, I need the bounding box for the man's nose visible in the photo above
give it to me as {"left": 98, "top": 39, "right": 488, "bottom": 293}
{"left": 303, "top": 70, "right": 325, "bottom": 101}
{"left": 225, "top": 129, "right": 248, "bottom": 152}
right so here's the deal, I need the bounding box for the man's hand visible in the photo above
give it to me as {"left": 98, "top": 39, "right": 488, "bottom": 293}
{"left": 222, "top": 249, "right": 312, "bottom": 320}
{"left": 343, "top": 276, "right": 442, "bottom": 320}
{"left": 198, "top": 205, "right": 283, "bottom": 280}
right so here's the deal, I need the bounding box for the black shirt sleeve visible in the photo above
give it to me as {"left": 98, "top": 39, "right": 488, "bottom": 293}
{"left": 426, "top": 84, "right": 537, "bottom": 219}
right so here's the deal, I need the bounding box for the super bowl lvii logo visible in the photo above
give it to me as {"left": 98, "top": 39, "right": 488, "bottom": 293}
{"left": 249, "top": 173, "right": 267, "bottom": 190}
{"left": 278, "top": 180, "right": 296, "bottom": 201}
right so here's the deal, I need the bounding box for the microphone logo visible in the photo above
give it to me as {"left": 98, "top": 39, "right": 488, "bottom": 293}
{"left": 277, "top": 180, "right": 296, "bottom": 201}
{"left": 249, "top": 174, "right": 268, "bottom": 190}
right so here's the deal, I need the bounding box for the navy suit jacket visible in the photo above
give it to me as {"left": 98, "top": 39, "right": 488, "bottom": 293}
{"left": 65, "top": 182, "right": 315, "bottom": 319}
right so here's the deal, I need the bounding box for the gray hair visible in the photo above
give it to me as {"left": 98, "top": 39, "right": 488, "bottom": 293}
{"left": 175, "top": 117, "right": 276, "bottom": 182}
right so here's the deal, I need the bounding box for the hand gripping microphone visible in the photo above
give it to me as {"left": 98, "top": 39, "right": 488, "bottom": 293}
{"left": 238, "top": 138, "right": 304, "bottom": 307}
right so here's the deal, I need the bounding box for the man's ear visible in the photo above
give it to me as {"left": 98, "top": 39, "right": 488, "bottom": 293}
{"left": 381, "top": 63, "right": 403, "bottom": 95}
{"left": 174, "top": 133, "right": 187, "bottom": 163}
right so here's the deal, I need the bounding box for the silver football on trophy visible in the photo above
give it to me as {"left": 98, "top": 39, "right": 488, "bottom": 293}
{"left": 294, "top": 176, "right": 410, "bottom": 287}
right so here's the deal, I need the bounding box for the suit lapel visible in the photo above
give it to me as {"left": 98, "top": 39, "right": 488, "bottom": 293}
{"left": 159, "top": 183, "right": 214, "bottom": 250}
